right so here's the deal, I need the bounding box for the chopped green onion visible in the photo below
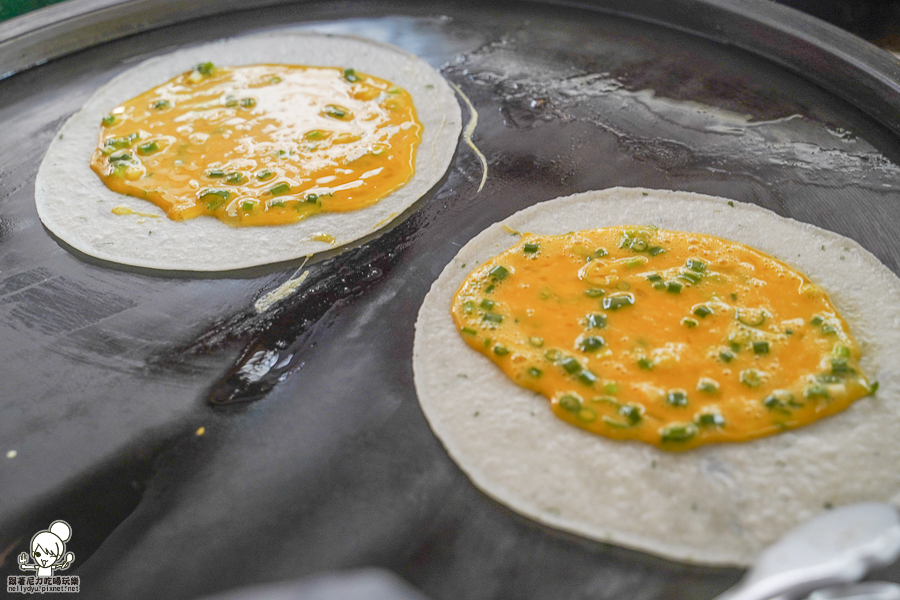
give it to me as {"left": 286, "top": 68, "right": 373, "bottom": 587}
{"left": 682, "top": 318, "right": 698, "bottom": 328}
{"left": 661, "top": 423, "right": 698, "bottom": 443}
{"left": 652, "top": 281, "right": 666, "bottom": 290}
{"left": 269, "top": 182, "right": 291, "bottom": 196}
{"left": 685, "top": 258, "right": 706, "bottom": 272}
{"left": 324, "top": 104, "right": 349, "bottom": 119}
{"left": 586, "top": 314, "right": 607, "bottom": 329}
{"left": 677, "top": 271, "right": 702, "bottom": 284}
{"left": 343, "top": 68, "right": 360, "bottom": 82}
{"left": 207, "top": 169, "right": 226, "bottom": 178}
{"left": 240, "top": 97, "right": 256, "bottom": 108}
{"left": 637, "top": 357, "right": 653, "bottom": 370}
{"left": 256, "top": 170, "right": 274, "bottom": 181}
{"left": 226, "top": 172, "right": 244, "bottom": 184}
{"left": 646, "top": 273, "right": 663, "bottom": 282}
{"left": 544, "top": 349, "right": 562, "bottom": 362}
{"left": 602, "top": 293, "right": 635, "bottom": 311}
{"left": 137, "top": 141, "right": 159, "bottom": 155}
{"left": 241, "top": 201, "right": 255, "bottom": 211}
{"left": 696, "top": 411, "right": 725, "bottom": 427}
{"left": 822, "top": 324, "right": 837, "bottom": 335}
{"left": 830, "top": 358, "right": 853, "bottom": 375}
{"left": 667, "top": 281, "right": 683, "bottom": 294}
{"left": 648, "top": 246, "right": 666, "bottom": 256}
{"left": 523, "top": 242, "right": 539, "bottom": 253}
{"left": 737, "top": 308, "right": 767, "bottom": 327}
{"left": 527, "top": 367, "right": 542, "bottom": 378}
{"left": 528, "top": 337, "right": 544, "bottom": 347}
{"left": 493, "top": 345, "right": 509, "bottom": 356}
{"left": 480, "top": 299, "right": 495, "bottom": 310}
{"left": 577, "top": 370, "right": 598, "bottom": 386}
{"left": 697, "top": 378, "right": 719, "bottom": 394}
{"left": 719, "top": 349, "right": 735, "bottom": 363}
{"left": 195, "top": 62, "right": 215, "bottom": 75}
{"left": 485, "top": 284, "right": 496, "bottom": 294}
{"left": 489, "top": 265, "right": 510, "bottom": 281}
{"left": 579, "top": 336, "right": 605, "bottom": 352}
{"left": 584, "top": 288, "right": 605, "bottom": 298}
{"left": 667, "top": 390, "right": 688, "bottom": 407}
{"left": 483, "top": 312, "right": 503, "bottom": 324}
{"left": 833, "top": 344, "right": 851, "bottom": 358}
{"left": 102, "top": 114, "right": 117, "bottom": 126}
{"left": 561, "top": 357, "right": 582, "bottom": 374}
{"left": 461, "top": 327, "right": 476, "bottom": 336}
{"left": 306, "top": 193, "right": 319, "bottom": 204}
{"left": 739, "top": 369, "right": 765, "bottom": 388}
{"left": 559, "top": 394, "right": 582, "bottom": 413}
{"left": 620, "top": 404, "right": 642, "bottom": 425}
{"left": 752, "top": 341, "right": 770, "bottom": 355}
{"left": 811, "top": 315, "right": 824, "bottom": 326}
{"left": 630, "top": 239, "right": 649, "bottom": 252}
{"left": 804, "top": 384, "right": 829, "bottom": 399}
{"left": 108, "top": 152, "right": 132, "bottom": 162}
{"left": 577, "top": 407, "right": 597, "bottom": 422}
{"left": 693, "top": 305, "right": 713, "bottom": 318}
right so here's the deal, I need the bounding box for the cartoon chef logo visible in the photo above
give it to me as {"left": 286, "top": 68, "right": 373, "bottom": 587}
{"left": 18, "top": 521, "right": 75, "bottom": 577}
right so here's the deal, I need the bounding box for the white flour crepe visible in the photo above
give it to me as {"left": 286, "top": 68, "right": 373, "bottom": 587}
{"left": 36, "top": 31, "right": 461, "bottom": 271}
{"left": 413, "top": 188, "right": 900, "bottom": 566}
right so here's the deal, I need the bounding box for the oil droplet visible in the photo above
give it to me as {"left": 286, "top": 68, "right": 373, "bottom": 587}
{"left": 195, "top": 426, "right": 206, "bottom": 436}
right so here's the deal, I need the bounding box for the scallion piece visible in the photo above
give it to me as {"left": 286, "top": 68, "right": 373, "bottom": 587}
{"left": 225, "top": 172, "right": 244, "bottom": 184}
{"left": 461, "top": 327, "right": 476, "bottom": 336}
{"left": 561, "top": 357, "right": 582, "bottom": 374}
{"left": 559, "top": 395, "right": 581, "bottom": 413}
{"left": 584, "top": 288, "right": 605, "bottom": 298}
{"left": 693, "top": 305, "right": 713, "bottom": 318}
{"left": 719, "top": 349, "right": 735, "bottom": 363}
{"left": 240, "top": 97, "right": 256, "bottom": 108}
{"left": 523, "top": 242, "right": 539, "bottom": 253}
{"left": 682, "top": 318, "right": 698, "bottom": 328}
{"left": 697, "top": 378, "right": 719, "bottom": 394}
{"left": 620, "top": 404, "right": 642, "bottom": 425}
{"left": 667, "top": 281, "right": 683, "bottom": 294}
{"left": 686, "top": 258, "right": 706, "bottom": 272}
{"left": 102, "top": 114, "right": 117, "bottom": 126}
{"left": 137, "top": 141, "right": 159, "bottom": 155}
{"left": 739, "top": 369, "right": 764, "bottom": 388}
{"left": 152, "top": 99, "right": 170, "bottom": 110}
{"left": 578, "top": 370, "right": 598, "bottom": 386}
{"left": 527, "top": 367, "right": 542, "bottom": 378}
{"left": 207, "top": 169, "right": 226, "bottom": 178}
{"left": 646, "top": 273, "right": 663, "bottom": 282}
{"left": 586, "top": 314, "right": 607, "bottom": 329}
{"left": 667, "top": 390, "right": 688, "bottom": 407}
{"left": 661, "top": 423, "right": 697, "bottom": 443}
{"left": 483, "top": 312, "right": 503, "bottom": 324}
{"left": 324, "top": 104, "right": 349, "bottom": 119}
{"left": 602, "top": 293, "right": 634, "bottom": 311}
{"left": 195, "top": 62, "right": 215, "bottom": 76}
{"left": 480, "top": 299, "right": 495, "bottom": 310}
{"left": 493, "top": 345, "right": 509, "bottom": 356}
{"left": 752, "top": 340, "right": 770, "bottom": 355}
{"left": 306, "top": 194, "right": 319, "bottom": 204}
{"left": 696, "top": 412, "right": 725, "bottom": 427}
{"left": 489, "top": 265, "right": 510, "bottom": 281}
{"left": 648, "top": 246, "right": 665, "bottom": 256}
{"left": 579, "top": 336, "right": 605, "bottom": 352}
{"left": 678, "top": 271, "right": 702, "bottom": 284}
{"left": 804, "top": 384, "right": 829, "bottom": 399}
{"left": 637, "top": 357, "right": 653, "bottom": 370}
{"left": 343, "top": 68, "right": 360, "bottom": 82}
{"left": 528, "top": 337, "right": 544, "bottom": 347}
{"left": 269, "top": 182, "right": 291, "bottom": 196}
{"left": 811, "top": 315, "right": 824, "bottom": 326}
{"left": 256, "top": 170, "right": 274, "bottom": 181}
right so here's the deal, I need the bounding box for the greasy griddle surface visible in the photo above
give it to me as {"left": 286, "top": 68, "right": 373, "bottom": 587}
{"left": 1, "top": 2, "right": 899, "bottom": 598}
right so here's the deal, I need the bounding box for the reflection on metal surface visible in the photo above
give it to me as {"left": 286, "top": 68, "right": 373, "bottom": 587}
{"left": 448, "top": 80, "right": 487, "bottom": 192}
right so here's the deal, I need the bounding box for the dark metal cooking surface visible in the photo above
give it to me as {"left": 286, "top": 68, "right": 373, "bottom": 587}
{"left": 1, "top": 1, "right": 899, "bottom": 598}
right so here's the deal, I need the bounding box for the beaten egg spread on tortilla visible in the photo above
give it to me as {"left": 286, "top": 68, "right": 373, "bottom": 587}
{"left": 92, "top": 62, "right": 422, "bottom": 226}
{"left": 451, "top": 225, "right": 875, "bottom": 450}
{"left": 36, "top": 32, "right": 461, "bottom": 271}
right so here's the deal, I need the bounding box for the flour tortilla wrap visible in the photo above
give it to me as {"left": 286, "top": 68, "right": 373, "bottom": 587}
{"left": 413, "top": 187, "right": 900, "bottom": 566}
{"left": 36, "top": 31, "right": 461, "bottom": 271}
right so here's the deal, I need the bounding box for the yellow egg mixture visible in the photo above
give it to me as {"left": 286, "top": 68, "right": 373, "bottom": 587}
{"left": 91, "top": 62, "right": 421, "bottom": 226}
{"left": 452, "top": 226, "right": 875, "bottom": 450}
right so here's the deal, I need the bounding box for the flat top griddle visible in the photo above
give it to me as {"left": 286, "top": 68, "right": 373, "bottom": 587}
{"left": 2, "top": 1, "right": 900, "bottom": 599}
